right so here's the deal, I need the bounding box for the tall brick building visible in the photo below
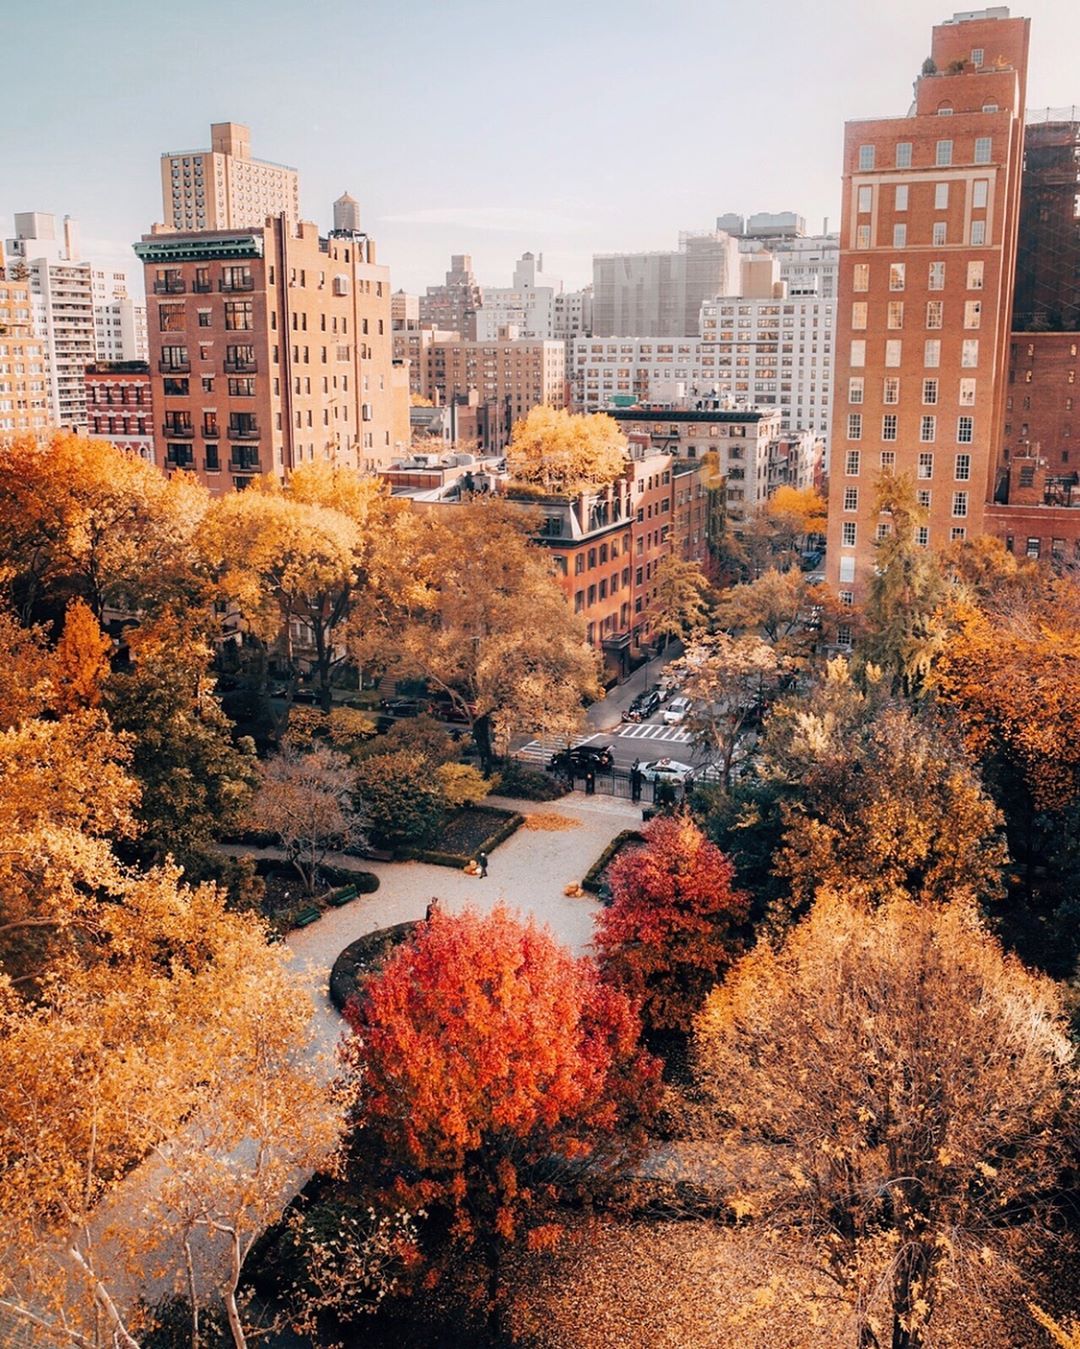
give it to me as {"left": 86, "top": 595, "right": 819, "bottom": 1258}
{"left": 134, "top": 208, "right": 405, "bottom": 492}
{"left": 827, "top": 8, "right": 1030, "bottom": 600}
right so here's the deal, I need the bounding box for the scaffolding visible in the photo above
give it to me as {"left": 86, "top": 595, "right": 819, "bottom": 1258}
{"left": 1013, "top": 117, "right": 1080, "bottom": 331}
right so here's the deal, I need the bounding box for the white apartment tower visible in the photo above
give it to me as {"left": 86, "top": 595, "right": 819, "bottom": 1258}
{"left": 159, "top": 122, "right": 300, "bottom": 232}
{"left": 91, "top": 268, "right": 148, "bottom": 362}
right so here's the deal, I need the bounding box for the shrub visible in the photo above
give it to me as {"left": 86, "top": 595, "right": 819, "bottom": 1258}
{"left": 354, "top": 750, "right": 448, "bottom": 850}
{"left": 437, "top": 761, "right": 495, "bottom": 808}
{"left": 496, "top": 758, "right": 569, "bottom": 801}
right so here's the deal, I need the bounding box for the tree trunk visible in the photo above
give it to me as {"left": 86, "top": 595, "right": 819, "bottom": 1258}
{"left": 313, "top": 621, "right": 333, "bottom": 713}
{"left": 473, "top": 714, "right": 495, "bottom": 777}
{"left": 223, "top": 1229, "right": 248, "bottom": 1349}
{"left": 890, "top": 1242, "right": 933, "bottom": 1349}
{"left": 183, "top": 1232, "right": 201, "bottom": 1349}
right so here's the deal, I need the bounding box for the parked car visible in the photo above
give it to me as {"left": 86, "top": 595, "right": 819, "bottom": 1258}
{"left": 292, "top": 688, "right": 320, "bottom": 705}
{"left": 662, "top": 696, "right": 691, "bottom": 725}
{"left": 428, "top": 693, "right": 474, "bottom": 725}
{"left": 639, "top": 758, "right": 695, "bottom": 784}
{"left": 379, "top": 696, "right": 425, "bottom": 718}
{"left": 622, "top": 689, "right": 662, "bottom": 722}
{"left": 547, "top": 744, "right": 614, "bottom": 776}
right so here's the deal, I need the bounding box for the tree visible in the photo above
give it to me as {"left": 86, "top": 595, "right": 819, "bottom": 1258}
{"left": 104, "top": 608, "right": 258, "bottom": 869}
{"left": 246, "top": 744, "right": 364, "bottom": 893}
{"left": 0, "top": 867, "right": 344, "bottom": 1349}
{"left": 671, "top": 633, "right": 783, "bottom": 790}
{"left": 595, "top": 814, "right": 748, "bottom": 1032}
{"left": 353, "top": 749, "right": 448, "bottom": 851}
{"left": 436, "top": 761, "right": 494, "bottom": 808}
{"left": 859, "top": 471, "right": 950, "bottom": 697}
{"left": 505, "top": 407, "right": 627, "bottom": 495}
{"left": 387, "top": 500, "right": 602, "bottom": 773}
{"left": 649, "top": 556, "right": 713, "bottom": 646}
{"left": 344, "top": 905, "right": 660, "bottom": 1327}
{"left": 695, "top": 894, "right": 1075, "bottom": 1349}
{"left": 0, "top": 607, "right": 54, "bottom": 728}
{"left": 53, "top": 598, "right": 111, "bottom": 714}
{"left": 764, "top": 484, "right": 827, "bottom": 558}
{"left": 712, "top": 567, "right": 843, "bottom": 665}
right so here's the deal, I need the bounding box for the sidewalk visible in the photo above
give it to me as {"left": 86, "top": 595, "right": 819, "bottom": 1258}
{"left": 586, "top": 642, "right": 684, "bottom": 732}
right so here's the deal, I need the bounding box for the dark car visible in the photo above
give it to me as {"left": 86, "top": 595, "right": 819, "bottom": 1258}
{"left": 621, "top": 689, "right": 662, "bottom": 722}
{"left": 292, "top": 688, "right": 320, "bottom": 705}
{"left": 547, "top": 744, "right": 614, "bottom": 776}
{"left": 379, "top": 696, "right": 425, "bottom": 718}
{"left": 428, "top": 693, "right": 474, "bottom": 725}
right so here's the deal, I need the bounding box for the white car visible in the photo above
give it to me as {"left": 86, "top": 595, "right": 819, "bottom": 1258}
{"left": 640, "top": 758, "right": 695, "bottom": 784}
{"left": 663, "top": 696, "right": 690, "bottom": 725}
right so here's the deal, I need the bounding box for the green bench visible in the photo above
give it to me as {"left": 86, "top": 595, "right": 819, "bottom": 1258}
{"left": 294, "top": 906, "right": 321, "bottom": 928}
{"left": 328, "top": 885, "right": 358, "bottom": 908}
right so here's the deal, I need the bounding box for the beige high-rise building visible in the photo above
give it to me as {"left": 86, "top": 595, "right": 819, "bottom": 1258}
{"left": 159, "top": 122, "right": 300, "bottom": 233}
{"left": 0, "top": 269, "right": 49, "bottom": 437}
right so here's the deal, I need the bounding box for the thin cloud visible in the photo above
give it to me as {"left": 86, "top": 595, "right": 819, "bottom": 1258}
{"left": 378, "top": 205, "right": 591, "bottom": 235}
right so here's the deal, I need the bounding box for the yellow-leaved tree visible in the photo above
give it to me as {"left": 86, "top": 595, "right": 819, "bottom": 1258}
{"left": 505, "top": 407, "right": 626, "bottom": 495}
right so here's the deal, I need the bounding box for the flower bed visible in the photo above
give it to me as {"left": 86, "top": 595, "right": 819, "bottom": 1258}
{"left": 399, "top": 806, "right": 523, "bottom": 868}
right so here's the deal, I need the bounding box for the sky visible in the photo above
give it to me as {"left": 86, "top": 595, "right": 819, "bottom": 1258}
{"left": 4, "top": 0, "right": 1080, "bottom": 297}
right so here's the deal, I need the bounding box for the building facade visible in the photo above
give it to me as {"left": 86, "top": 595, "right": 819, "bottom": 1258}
{"left": 826, "top": 7, "right": 1030, "bottom": 602}
{"left": 85, "top": 362, "right": 155, "bottom": 463}
{"left": 0, "top": 268, "right": 49, "bottom": 437}
{"left": 159, "top": 122, "right": 300, "bottom": 233}
{"left": 423, "top": 334, "right": 566, "bottom": 451}
{"left": 91, "top": 267, "right": 148, "bottom": 363}
{"left": 419, "top": 255, "right": 483, "bottom": 340}
{"left": 592, "top": 231, "right": 741, "bottom": 338}
{"left": 134, "top": 209, "right": 402, "bottom": 492}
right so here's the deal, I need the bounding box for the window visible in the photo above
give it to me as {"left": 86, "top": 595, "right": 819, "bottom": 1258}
{"left": 971, "top": 47, "right": 984, "bottom": 66}
{"left": 929, "top": 261, "right": 946, "bottom": 291}
{"left": 858, "top": 185, "right": 873, "bottom": 213}
{"left": 959, "top": 377, "right": 976, "bottom": 406}
{"left": 197, "top": 310, "right": 211, "bottom": 328}
{"left": 843, "top": 487, "right": 859, "bottom": 510}
{"left": 895, "top": 142, "right": 913, "bottom": 168}
{"left": 920, "top": 415, "right": 936, "bottom": 443}
{"left": 967, "top": 260, "right": 984, "bottom": 290}
{"left": 859, "top": 144, "right": 876, "bottom": 171}
{"left": 918, "top": 489, "right": 932, "bottom": 509}
{"left": 932, "top": 222, "right": 948, "bottom": 246}
{"left": 893, "top": 223, "right": 907, "bottom": 248}
{"left": 952, "top": 490, "right": 969, "bottom": 517}
{"left": 961, "top": 339, "right": 979, "bottom": 368}
{"left": 890, "top": 262, "right": 906, "bottom": 290}
{"left": 856, "top": 224, "right": 871, "bottom": 249}
{"left": 877, "top": 522, "right": 892, "bottom": 540}
{"left": 158, "top": 303, "right": 185, "bottom": 332}
{"left": 847, "top": 412, "right": 863, "bottom": 440}
{"left": 957, "top": 415, "right": 974, "bottom": 443}
{"left": 848, "top": 376, "right": 864, "bottom": 404}
{"left": 224, "top": 300, "right": 253, "bottom": 330}
{"left": 882, "top": 414, "right": 898, "bottom": 441}
{"left": 842, "top": 521, "right": 857, "bottom": 547}
{"left": 887, "top": 301, "right": 904, "bottom": 329}
{"left": 918, "top": 452, "right": 934, "bottom": 479}
{"left": 883, "top": 377, "right": 900, "bottom": 404}
{"left": 970, "top": 220, "right": 986, "bottom": 246}
{"left": 840, "top": 590, "right": 855, "bottom": 607}
{"left": 973, "top": 179, "right": 989, "bottom": 209}
{"left": 845, "top": 450, "right": 861, "bottom": 476}
{"left": 880, "top": 450, "right": 897, "bottom": 470}
{"left": 923, "top": 378, "right": 939, "bottom": 404}
{"left": 916, "top": 526, "right": 929, "bottom": 547}
{"left": 853, "top": 263, "right": 870, "bottom": 292}
{"left": 955, "top": 453, "right": 971, "bottom": 480}
{"left": 924, "top": 339, "right": 941, "bottom": 368}
{"left": 1026, "top": 538, "right": 1041, "bottom": 559}
{"left": 851, "top": 301, "right": 868, "bottom": 330}
{"left": 885, "top": 339, "right": 902, "bottom": 368}
{"left": 935, "top": 182, "right": 950, "bottom": 210}
{"left": 926, "top": 300, "right": 943, "bottom": 329}
{"left": 974, "top": 136, "right": 992, "bottom": 164}
{"left": 895, "top": 185, "right": 909, "bottom": 211}
{"left": 936, "top": 140, "right": 953, "bottom": 166}
{"left": 850, "top": 339, "right": 866, "bottom": 367}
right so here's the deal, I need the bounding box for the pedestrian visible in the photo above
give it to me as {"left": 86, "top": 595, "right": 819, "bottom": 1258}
{"left": 477, "top": 850, "right": 489, "bottom": 879}
{"left": 425, "top": 896, "right": 441, "bottom": 922}
{"left": 585, "top": 768, "right": 596, "bottom": 795}
{"left": 630, "top": 758, "right": 642, "bottom": 802}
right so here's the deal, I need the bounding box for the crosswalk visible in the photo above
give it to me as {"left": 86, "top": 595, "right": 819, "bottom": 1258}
{"left": 617, "top": 723, "right": 692, "bottom": 744}
{"left": 513, "top": 732, "right": 601, "bottom": 765}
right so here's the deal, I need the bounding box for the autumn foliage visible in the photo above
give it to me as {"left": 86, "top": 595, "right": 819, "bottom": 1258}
{"left": 345, "top": 905, "right": 660, "bottom": 1311}
{"left": 595, "top": 814, "right": 749, "bottom": 1032}
{"left": 506, "top": 406, "right": 627, "bottom": 495}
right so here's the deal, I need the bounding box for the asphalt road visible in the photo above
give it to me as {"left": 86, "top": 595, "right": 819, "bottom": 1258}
{"left": 515, "top": 702, "right": 713, "bottom": 777}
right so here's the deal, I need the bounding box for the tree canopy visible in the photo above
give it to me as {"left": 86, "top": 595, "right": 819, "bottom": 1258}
{"left": 506, "top": 407, "right": 627, "bottom": 495}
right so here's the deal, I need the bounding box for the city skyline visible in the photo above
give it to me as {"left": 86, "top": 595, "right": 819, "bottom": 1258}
{"left": 5, "top": 0, "right": 1080, "bottom": 295}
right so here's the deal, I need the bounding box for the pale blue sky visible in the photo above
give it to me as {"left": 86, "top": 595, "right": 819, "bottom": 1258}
{"left": 3, "top": 0, "right": 1080, "bottom": 295}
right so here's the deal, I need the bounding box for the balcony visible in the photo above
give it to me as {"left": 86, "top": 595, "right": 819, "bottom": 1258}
{"left": 223, "top": 358, "right": 257, "bottom": 374}
{"left": 162, "top": 422, "right": 194, "bottom": 438}
{"left": 153, "top": 279, "right": 185, "bottom": 295}
{"left": 229, "top": 457, "right": 261, "bottom": 473}
{"left": 228, "top": 424, "right": 260, "bottom": 440}
{"left": 158, "top": 359, "right": 191, "bottom": 373}
{"left": 192, "top": 280, "right": 212, "bottom": 294}
{"left": 219, "top": 277, "right": 255, "bottom": 292}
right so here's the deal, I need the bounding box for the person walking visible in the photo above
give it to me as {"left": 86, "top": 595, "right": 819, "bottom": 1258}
{"left": 477, "top": 850, "right": 489, "bottom": 879}
{"left": 584, "top": 768, "right": 596, "bottom": 796}
{"left": 425, "top": 896, "right": 441, "bottom": 922}
{"left": 630, "top": 758, "right": 642, "bottom": 802}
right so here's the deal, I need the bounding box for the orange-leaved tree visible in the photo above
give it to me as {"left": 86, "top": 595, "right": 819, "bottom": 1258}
{"left": 595, "top": 813, "right": 749, "bottom": 1033}
{"left": 53, "top": 598, "right": 112, "bottom": 714}
{"left": 344, "top": 904, "right": 660, "bottom": 1327}
{"left": 505, "top": 406, "right": 626, "bottom": 495}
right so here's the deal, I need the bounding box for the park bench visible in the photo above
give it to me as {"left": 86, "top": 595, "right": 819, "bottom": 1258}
{"left": 327, "top": 884, "right": 358, "bottom": 908}
{"left": 294, "top": 906, "right": 321, "bottom": 927}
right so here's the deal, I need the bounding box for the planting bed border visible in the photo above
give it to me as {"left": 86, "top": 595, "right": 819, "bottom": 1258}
{"left": 398, "top": 807, "right": 524, "bottom": 868}
{"left": 581, "top": 828, "right": 645, "bottom": 896}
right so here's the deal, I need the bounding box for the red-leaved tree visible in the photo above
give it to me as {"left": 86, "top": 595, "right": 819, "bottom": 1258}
{"left": 343, "top": 904, "right": 660, "bottom": 1326}
{"left": 595, "top": 813, "right": 749, "bottom": 1032}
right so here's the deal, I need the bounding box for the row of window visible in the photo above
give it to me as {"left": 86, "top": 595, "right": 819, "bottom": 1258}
{"left": 857, "top": 137, "right": 992, "bottom": 171}
{"left": 856, "top": 220, "right": 988, "bottom": 248}
{"left": 849, "top": 338, "right": 979, "bottom": 369}
{"left": 849, "top": 376, "right": 976, "bottom": 406}
{"left": 840, "top": 497, "right": 968, "bottom": 550}
{"left": 858, "top": 179, "right": 991, "bottom": 214}
{"left": 847, "top": 412, "right": 974, "bottom": 443}
{"left": 855, "top": 260, "right": 983, "bottom": 292}
{"left": 843, "top": 449, "right": 970, "bottom": 480}
{"left": 852, "top": 299, "right": 981, "bottom": 330}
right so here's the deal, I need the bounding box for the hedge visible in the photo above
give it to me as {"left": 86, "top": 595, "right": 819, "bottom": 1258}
{"left": 398, "top": 810, "right": 524, "bottom": 868}
{"left": 494, "top": 759, "right": 569, "bottom": 802}
{"left": 581, "top": 829, "right": 645, "bottom": 896}
{"left": 328, "top": 922, "right": 418, "bottom": 1012}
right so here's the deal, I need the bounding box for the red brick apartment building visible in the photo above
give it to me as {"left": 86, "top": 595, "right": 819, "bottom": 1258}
{"left": 85, "top": 362, "right": 154, "bottom": 464}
